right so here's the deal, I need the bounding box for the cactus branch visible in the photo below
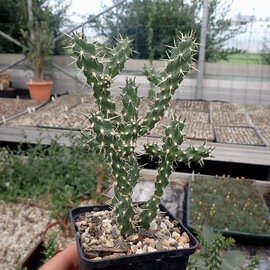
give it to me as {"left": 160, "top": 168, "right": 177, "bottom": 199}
{"left": 70, "top": 31, "right": 213, "bottom": 237}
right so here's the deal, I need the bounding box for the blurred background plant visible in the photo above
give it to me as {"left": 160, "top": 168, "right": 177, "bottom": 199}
{"left": 187, "top": 226, "right": 261, "bottom": 270}
{"left": 0, "top": 134, "right": 110, "bottom": 221}
{"left": 189, "top": 176, "right": 270, "bottom": 234}
{"left": 0, "top": 0, "right": 69, "bottom": 55}
{"left": 92, "top": 0, "right": 239, "bottom": 62}
{"left": 42, "top": 231, "right": 58, "bottom": 263}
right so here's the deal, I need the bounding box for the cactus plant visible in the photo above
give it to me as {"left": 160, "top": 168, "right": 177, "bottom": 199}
{"left": 0, "top": 72, "right": 10, "bottom": 90}
{"left": 68, "top": 31, "right": 213, "bottom": 237}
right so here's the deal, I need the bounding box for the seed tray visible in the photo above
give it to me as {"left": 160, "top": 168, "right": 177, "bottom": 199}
{"left": 177, "top": 100, "right": 209, "bottom": 112}
{"left": 0, "top": 98, "right": 45, "bottom": 124}
{"left": 8, "top": 94, "right": 87, "bottom": 127}
{"left": 256, "top": 126, "right": 270, "bottom": 146}
{"left": 247, "top": 113, "right": 270, "bottom": 128}
{"left": 40, "top": 94, "right": 81, "bottom": 111}
{"left": 211, "top": 102, "right": 244, "bottom": 113}
{"left": 53, "top": 100, "right": 98, "bottom": 130}
{"left": 186, "top": 176, "right": 270, "bottom": 243}
{"left": 183, "top": 122, "right": 215, "bottom": 142}
{"left": 175, "top": 110, "right": 209, "bottom": 124}
{"left": 36, "top": 100, "right": 97, "bottom": 130}
{"left": 214, "top": 126, "right": 265, "bottom": 146}
{"left": 210, "top": 112, "right": 250, "bottom": 126}
{"left": 245, "top": 104, "right": 270, "bottom": 114}
{"left": 8, "top": 105, "right": 69, "bottom": 127}
{"left": 138, "top": 98, "right": 177, "bottom": 119}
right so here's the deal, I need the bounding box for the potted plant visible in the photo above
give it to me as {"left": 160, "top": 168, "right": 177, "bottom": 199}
{"left": 21, "top": 1, "right": 54, "bottom": 101}
{"left": 69, "top": 31, "right": 213, "bottom": 269}
{"left": 0, "top": 72, "right": 16, "bottom": 98}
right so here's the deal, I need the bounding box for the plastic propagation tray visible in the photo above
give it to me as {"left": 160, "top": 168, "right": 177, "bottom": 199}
{"left": 70, "top": 204, "right": 198, "bottom": 270}
{"left": 177, "top": 100, "right": 209, "bottom": 113}
{"left": 0, "top": 98, "right": 46, "bottom": 124}
{"left": 186, "top": 176, "right": 270, "bottom": 245}
{"left": 183, "top": 122, "right": 215, "bottom": 142}
{"left": 214, "top": 125, "right": 266, "bottom": 146}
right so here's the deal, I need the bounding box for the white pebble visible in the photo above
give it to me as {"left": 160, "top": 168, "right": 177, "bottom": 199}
{"left": 90, "top": 239, "right": 99, "bottom": 245}
{"left": 136, "top": 248, "right": 143, "bottom": 254}
{"left": 127, "top": 234, "right": 139, "bottom": 241}
{"left": 168, "top": 238, "right": 177, "bottom": 245}
{"left": 130, "top": 245, "right": 138, "bottom": 253}
{"left": 144, "top": 238, "right": 155, "bottom": 246}
{"left": 105, "top": 240, "right": 114, "bottom": 248}
{"left": 172, "top": 231, "right": 180, "bottom": 240}
{"left": 142, "top": 245, "right": 148, "bottom": 252}
{"left": 147, "top": 246, "right": 157, "bottom": 253}
{"left": 160, "top": 222, "right": 167, "bottom": 230}
{"left": 161, "top": 239, "right": 170, "bottom": 248}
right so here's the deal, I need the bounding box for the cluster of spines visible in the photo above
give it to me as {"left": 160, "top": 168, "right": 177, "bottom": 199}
{"left": 139, "top": 119, "right": 213, "bottom": 228}
{"left": 69, "top": 31, "right": 212, "bottom": 237}
{"left": 139, "top": 32, "right": 197, "bottom": 136}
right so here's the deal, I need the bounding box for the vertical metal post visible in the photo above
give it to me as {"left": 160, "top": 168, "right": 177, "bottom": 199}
{"left": 116, "top": 0, "right": 120, "bottom": 38}
{"left": 27, "top": 0, "right": 34, "bottom": 40}
{"left": 196, "top": 0, "right": 209, "bottom": 100}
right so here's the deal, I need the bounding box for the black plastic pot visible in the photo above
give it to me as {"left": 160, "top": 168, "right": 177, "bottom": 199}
{"left": 0, "top": 88, "right": 16, "bottom": 98}
{"left": 21, "top": 238, "right": 45, "bottom": 270}
{"left": 70, "top": 204, "right": 198, "bottom": 270}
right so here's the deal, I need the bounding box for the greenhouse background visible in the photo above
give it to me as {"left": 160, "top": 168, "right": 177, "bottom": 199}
{"left": 1, "top": 0, "right": 270, "bottom": 104}
{"left": 0, "top": 0, "right": 270, "bottom": 269}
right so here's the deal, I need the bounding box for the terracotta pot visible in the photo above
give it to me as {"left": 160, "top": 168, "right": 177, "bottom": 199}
{"left": 27, "top": 81, "right": 53, "bottom": 101}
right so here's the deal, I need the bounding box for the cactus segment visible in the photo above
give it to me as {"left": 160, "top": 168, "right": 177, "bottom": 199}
{"left": 111, "top": 154, "right": 139, "bottom": 237}
{"left": 106, "top": 37, "right": 132, "bottom": 78}
{"left": 139, "top": 33, "right": 197, "bottom": 137}
{"left": 143, "top": 65, "right": 162, "bottom": 85}
{"left": 139, "top": 119, "right": 213, "bottom": 228}
{"left": 121, "top": 78, "right": 140, "bottom": 122}
{"left": 70, "top": 31, "right": 212, "bottom": 237}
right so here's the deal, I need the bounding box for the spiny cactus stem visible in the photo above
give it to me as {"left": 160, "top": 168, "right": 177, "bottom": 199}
{"left": 71, "top": 31, "right": 212, "bottom": 237}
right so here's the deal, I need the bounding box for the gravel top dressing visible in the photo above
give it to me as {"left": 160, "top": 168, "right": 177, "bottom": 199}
{"left": 76, "top": 208, "right": 190, "bottom": 260}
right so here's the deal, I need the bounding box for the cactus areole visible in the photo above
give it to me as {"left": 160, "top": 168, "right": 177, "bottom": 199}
{"left": 69, "top": 31, "right": 213, "bottom": 238}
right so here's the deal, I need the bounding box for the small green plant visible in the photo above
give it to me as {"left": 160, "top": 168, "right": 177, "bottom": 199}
{"left": 187, "top": 226, "right": 260, "bottom": 270}
{"left": 68, "top": 31, "right": 213, "bottom": 237}
{"left": 189, "top": 176, "right": 270, "bottom": 234}
{"left": 14, "top": 254, "right": 26, "bottom": 270}
{"left": 21, "top": 0, "right": 54, "bottom": 81}
{"left": 43, "top": 231, "right": 58, "bottom": 263}
{"left": 0, "top": 135, "right": 109, "bottom": 220}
